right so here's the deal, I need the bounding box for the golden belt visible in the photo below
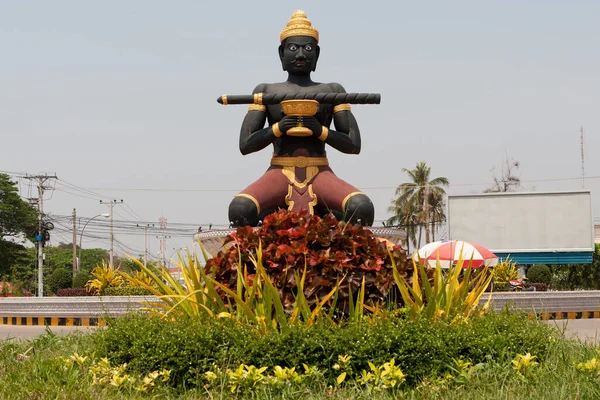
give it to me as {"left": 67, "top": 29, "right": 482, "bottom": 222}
{"left": 270, "top": 156, "right": 329, "bottom": 168}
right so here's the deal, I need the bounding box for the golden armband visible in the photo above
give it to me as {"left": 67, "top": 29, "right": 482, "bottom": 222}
{"left": 333, "top": 103, "right": 351, "bottom": 113}
{"left": 272, "top": 122, "right": 283, "bottom": 138}
{"left": 318, "top": 126, "right": 329, "bottom": 141}
{"left": 248, "top": 104, "right": 266, "bottom": 112}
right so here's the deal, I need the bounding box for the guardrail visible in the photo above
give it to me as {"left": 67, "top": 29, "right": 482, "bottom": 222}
{"left": 483, "top": 291, "right": 600, "bottom": 317}
{"left": 0, "top": 296, "right": 152, "bottom": 325}
{"left": 2, "top": 291, "right": 600, "bottom": 325}
{"left": 0, "top": 296, "right": 151, "bottom": 318}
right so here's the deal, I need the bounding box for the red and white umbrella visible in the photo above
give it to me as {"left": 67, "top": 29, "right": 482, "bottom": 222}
{"left": 412, "top": 240, "right": 498, "bottom": 269}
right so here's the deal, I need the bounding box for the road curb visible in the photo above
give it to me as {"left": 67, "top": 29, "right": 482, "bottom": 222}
{"left": 531, "top": 311, "right": 600, "bottom": 320}
{"left": 1, "top": 316, "right": 106, "bottom": 326}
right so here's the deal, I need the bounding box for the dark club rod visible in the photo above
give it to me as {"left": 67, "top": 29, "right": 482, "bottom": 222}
{"left": 217, "top": 92, "right": 381, "bottom": 106}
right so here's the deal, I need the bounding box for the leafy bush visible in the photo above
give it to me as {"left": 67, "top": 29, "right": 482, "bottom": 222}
{"left": 101, "top": 286, "right": 150, "bottom": 296}
{"left": 492, "top": 260, "right": 519, "bottom": 284}
{"left": 93, "top": 310, "right": 559, "bottom": 388}
{"left": 549, "top": 245, "right": 600, "bottom": 290}
{"left": 47, "top": 268, "right": 73, "bottom": 294}
{"left": 394, "top": 255, "right": 492, "bottom": 321}
{"left": 527, "top": 264, "right": 552, "bottom": 285}
{"left": 205, "top": 210, "right": 412, "bottom": 312}
{"left": 123, "top": 269, "right": 158, "bottom": 289}
{"left": 86, "top": 261, "right": 124, "bottom": 295}
{"left": 72, "top": 271, "right": 93, "bottom": 288}
{"left": 128, "top": 210, "right": 490, "bottom": 328}
{"left": 56, "top": 288, "right": 97, "bottom": 296}
{"left": 125, "top": 244, "right": 355, "bottom": 329}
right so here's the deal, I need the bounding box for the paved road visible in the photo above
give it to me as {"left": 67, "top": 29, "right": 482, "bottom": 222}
{"left": 546, "top": 319, "right": 600, "bottom": 344}
{"left": 0, "top": 325, "right": 101, "bottom": 341}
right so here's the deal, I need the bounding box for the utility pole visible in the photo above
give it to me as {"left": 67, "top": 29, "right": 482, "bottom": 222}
{"left": 23, "top": 173, "right": 57, "bottom": 297}
{"left": 72, "top": 208, "right": 77, "bottom": 278}
{"left": 100, "top": 199, "right": 123, "bottom": 268}
{"left": 137, "top": 223, "right": 154, "bottom": 268}
{"left": 423, "top": 182, "right": 430, "bottom": 244}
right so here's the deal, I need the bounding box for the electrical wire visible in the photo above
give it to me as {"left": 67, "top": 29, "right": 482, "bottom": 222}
{"left": 79, "top": 175, "right": 600, "bottom": 192}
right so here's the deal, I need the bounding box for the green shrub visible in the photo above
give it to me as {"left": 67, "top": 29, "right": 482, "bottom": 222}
{"left": 492, "top": 260, "right": 519, "bottom": 283}
{"left": 549, "top": 245, "right": 600, "bottom": 290}
{"left": 72, "top": 271, "right": 93, "bottom": 288}
{"left": 86, "top": 261, "right": 124, "bottom": 294}
{"left": 93, "top": 310, "right": 558, "bottom": 388}
{"left": 527, "top": 264, "right": 552, "bottom": 285}
{"left": 101, "top": 286, "right": 150, "bottom": 296}
{"left": 47, "top": 268, "right": 73, "bottom": 294}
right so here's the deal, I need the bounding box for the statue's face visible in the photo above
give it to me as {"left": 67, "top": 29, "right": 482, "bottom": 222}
{"left": 279, "top": 36, "right": 320, "bottom": 74}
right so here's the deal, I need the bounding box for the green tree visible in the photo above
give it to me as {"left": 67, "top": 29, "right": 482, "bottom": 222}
{"left": 5, "top": 245, "right": 109, "bottom": 293}
{"left": 117, "top": 255, "right": 144, "bottom": 274}
{"left": 549, "top": 244, "right": 600, "bottom": 290}
{"left": 428, "top": 190, "right": 447, "bottom": 242}
{"left": 389, "top": 162, "right": 449, "bottom": 245}
{"left": 42, "top": 242, "right": 109, "bottom": 274}
{"left": 79, "top": 248, "right": 110, "bottom": 272}
{"left": 46, "top": 267, "right": 72, "bottom": 294}
{"left": 387, "top": 196, "right": 420, "bottom": 252}
{"left": 3, "top": 244, "right": 35, "bottom": 290}
{"left": 0, "top": 174, "right": 38, "bottom": 277}
{"left": 72, "top": 271, "right": 93, "bottom": 288}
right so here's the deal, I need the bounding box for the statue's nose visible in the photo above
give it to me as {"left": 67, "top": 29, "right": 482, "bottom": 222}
{"left": 296, "top": 48, "right": 306, "bottom": 60}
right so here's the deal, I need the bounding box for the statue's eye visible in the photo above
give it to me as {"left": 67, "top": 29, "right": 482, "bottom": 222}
{"left": 305, "top": 44, "right": 312, "bottom": 51}
{"left": 289, "top": 44, "right": 297, "bottom": 51}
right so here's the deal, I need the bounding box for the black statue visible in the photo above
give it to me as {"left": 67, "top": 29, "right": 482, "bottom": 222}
{"left": 226, "top": 10, "right": 376, "bottom": 228}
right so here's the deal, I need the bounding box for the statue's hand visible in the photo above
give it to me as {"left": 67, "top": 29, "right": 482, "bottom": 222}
{"left": 301, "top": 116, "right": 323, "bottom": 136}
{"left": 278, "top": 116, "right": 299, "bottom": 135}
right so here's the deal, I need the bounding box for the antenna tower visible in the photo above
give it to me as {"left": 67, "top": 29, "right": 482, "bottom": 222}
{"left": 580, "top": 126, "right": 585, "bottom": 189}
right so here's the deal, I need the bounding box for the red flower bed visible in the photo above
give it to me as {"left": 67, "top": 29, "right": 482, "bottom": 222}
{"left": 205, "top": 210, "right": 412, "bottom": 311}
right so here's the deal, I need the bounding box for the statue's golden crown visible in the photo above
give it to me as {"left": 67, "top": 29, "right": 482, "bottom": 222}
{"left": 280, "top": 10, "right": 319, "bottom": 43}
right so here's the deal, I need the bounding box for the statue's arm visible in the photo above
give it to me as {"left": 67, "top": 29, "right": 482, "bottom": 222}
{"left": 239, "top": 84, "right": 277, "bottom": 155}
{"left": 324, "top": 83, "right": 362, "bottom": 155}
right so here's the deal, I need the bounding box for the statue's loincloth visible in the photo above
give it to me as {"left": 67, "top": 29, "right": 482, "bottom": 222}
{"left": 270, "top": 156, "right": 328, "bottom": 215}
{"left": 234, "top": 156, "right": 364, "bottom": 217}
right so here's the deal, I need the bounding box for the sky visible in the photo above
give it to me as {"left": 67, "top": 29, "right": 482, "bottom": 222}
{"left": 1, "top": 1, "right": 599, "bottom": 261}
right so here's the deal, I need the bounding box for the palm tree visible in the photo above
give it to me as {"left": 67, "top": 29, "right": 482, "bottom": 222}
{"left": 387, "top": 196, "right": 420, "bottom": 253}
{"left": 390, "top": 162, "right": 449, "bottom": 245}
{"left": 428, "top": 190, "right": 447, "bottom": 242}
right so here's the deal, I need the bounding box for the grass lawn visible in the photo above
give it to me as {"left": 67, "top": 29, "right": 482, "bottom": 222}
{"left": 1, "top": 312, "right": 600, "bottom": 399}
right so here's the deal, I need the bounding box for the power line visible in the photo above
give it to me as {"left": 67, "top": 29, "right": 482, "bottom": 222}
{"left": 57, "top": 179, "right": 114, "bottom": 201}
{"left": 72, "top": 174, "right": 600, "bottom": 193}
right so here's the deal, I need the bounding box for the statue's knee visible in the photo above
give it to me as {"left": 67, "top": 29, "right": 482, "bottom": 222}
{"left": 343, "top": 193, "right": 374, "bottom": 226}
{"left": 228, "top": 196, "right": 259, "bottom": 227}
